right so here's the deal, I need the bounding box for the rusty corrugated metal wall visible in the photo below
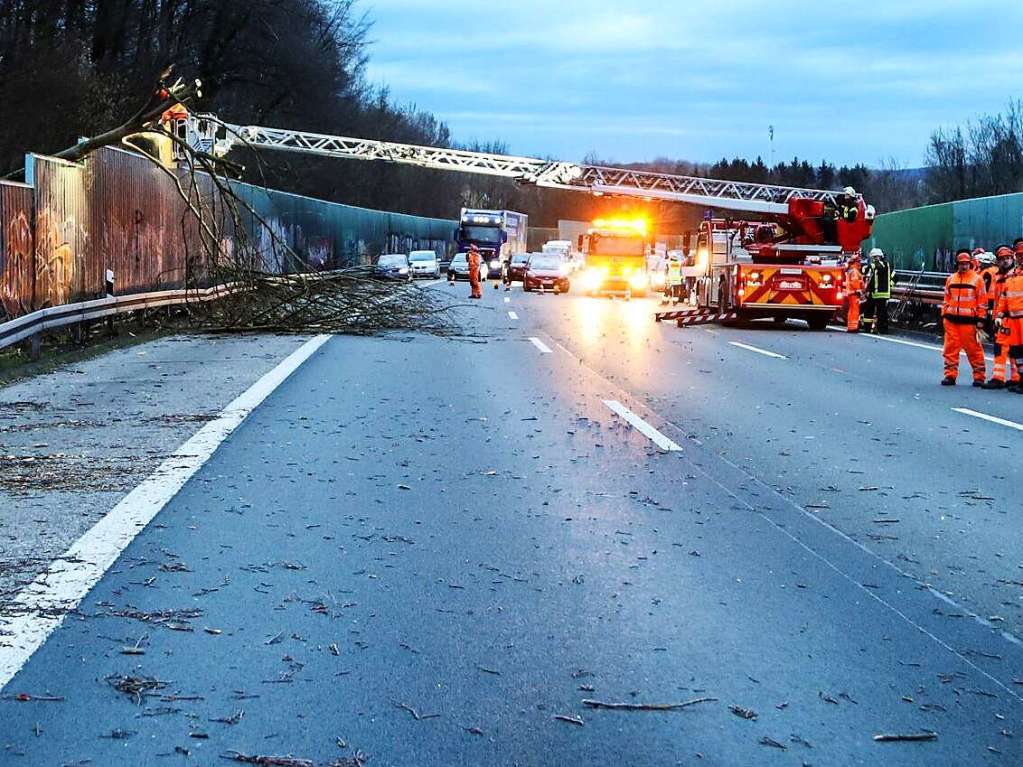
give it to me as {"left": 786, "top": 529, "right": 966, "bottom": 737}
{"left": 0, "top": 146, "right": 458, "bottom": 320}
{"left": 0, "top": 182, "right": 35, "bottom": 319}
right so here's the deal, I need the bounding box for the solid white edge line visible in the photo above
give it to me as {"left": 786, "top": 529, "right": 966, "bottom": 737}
{"left": 529, "top": 337, "right": 553, "bottom": 354}
{"left": 953, "top": 407, "right": 1023, "bottom": 432}
{"left": 508, "top": 311, "right": 519, "bottom": 320}
{"left": 828, "top": 326, "right": 995, "bottom": 360}
{"left": 729, "top": 341, "right": 787, "bottom": 359}
{"left": 0, "top": 334, "right": 332, "bottom": 691}
{"left": 822, "top": 327, "right": 941, "bottom": 353}
{"left": 603, "top": 400, "right": 682, "bottom": 452}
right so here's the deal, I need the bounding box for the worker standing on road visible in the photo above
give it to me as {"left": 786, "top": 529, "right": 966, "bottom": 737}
{"left": 863, "top": 248, "right": 892, "bottom": 334}
{"left": 995, "top": 241, "right": 1023, "bottom": 393}
{"left": 844, "top": 254, "right": 864, "bottom": 332}
{"left": 467, "top": 244, "right": 483, "bottom": 299}
{"left": 983, "top": 245, "right": 1020, "bottom": 389}
{"left": 941, "top": 250, "right": 988, "bottom": 386}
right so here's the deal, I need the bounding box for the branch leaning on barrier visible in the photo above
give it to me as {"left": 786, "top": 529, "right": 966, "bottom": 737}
{"left": 0, "top": 71, "right": 459, "bottom": 339}
{"left": 142, "top": 109, "right": 457, "bottom": 335}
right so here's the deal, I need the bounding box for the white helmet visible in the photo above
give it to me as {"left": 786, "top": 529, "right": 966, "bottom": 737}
{"left": 869, "top": 247, "right": 884, "bottom": 259}
{"left": 977, "top": 251, "right": 997, "bottom": 267}
{"left": 843, "top": 186, "right": 857, "bottom": 196}
{"left": 864, "top": 204, "right": 876, "bottom": 220}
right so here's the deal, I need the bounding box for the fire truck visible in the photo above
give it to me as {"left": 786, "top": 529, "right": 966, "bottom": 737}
{"left": 578, "top": 218, "right": 651, "bottom": 297}
{"left": 678, "top": 195, "right": 873, "bottom": 328}
{"left": 181, "top": 115, "right": 873, "bottom": 328}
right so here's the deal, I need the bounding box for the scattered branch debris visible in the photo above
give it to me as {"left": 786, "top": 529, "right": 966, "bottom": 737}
{"left": 554, "top": 714, "right": 584, "bottom": 726}
{"left": 729, "top": 705, "right": 758, "bottom": 720}
{"left": 583, "top": 697, "right": 717, "bottom": 712}
{"left": 873, "top": 732, "right": 938, "bottom": 743}
{"left": 393, "top": 701, "right": 440, "bottom": 721}
{"left": 105, "top": 674, "right": 168, "bottom": 705}
{"left": 220, "top": 753, "right": 314, "bottom": 766}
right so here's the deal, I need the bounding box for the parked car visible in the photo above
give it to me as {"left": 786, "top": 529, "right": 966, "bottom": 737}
{"left": 409, "top": 249, "right": 440, "bottom": 278}
{"left": 374, "top": 253, "right": 411, "bottom": 281}
{"left": 447, "top": 252, "right": 486, "bottom": 282}
{"left": 523, "top": 254, "right": 570, "bottom": 293}
{"left": 542, "top": 240, "right": 582, "bottom": 272}
{"left": 505, "top": 252, "right": 531, "bottom": 283}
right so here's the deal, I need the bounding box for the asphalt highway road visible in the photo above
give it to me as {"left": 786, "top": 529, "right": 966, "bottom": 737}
{"left": 1, "top": 281, "right": 1021, "bottom": 765}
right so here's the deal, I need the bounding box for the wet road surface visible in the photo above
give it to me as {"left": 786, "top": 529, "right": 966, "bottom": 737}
{"left": 1, "top": 282, "right": 1021, "bottom": 765}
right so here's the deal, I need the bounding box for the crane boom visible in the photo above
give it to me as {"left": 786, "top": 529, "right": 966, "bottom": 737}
{"left": 188, "top": 117, "right": 847, "bottom": 216}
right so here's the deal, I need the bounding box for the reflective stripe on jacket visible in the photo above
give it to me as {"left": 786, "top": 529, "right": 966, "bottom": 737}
{"left": 870, "top": 260, "right": 892, "bottom": 299}
{"left": 943, "top": 270, "right": 987, "bottom": 323}
{"left": 997, "top": 271, "right": 1023, "bottom": 319}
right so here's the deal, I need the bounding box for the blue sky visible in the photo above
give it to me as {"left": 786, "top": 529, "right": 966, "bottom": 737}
{"left": 363, "top": 0, "right": 1023, "bottom": 168}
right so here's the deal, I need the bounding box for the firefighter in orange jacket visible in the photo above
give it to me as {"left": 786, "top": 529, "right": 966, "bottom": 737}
{"left": 995, "top": 241, "right": 1023, "bottom": 393}
{"left": 844, "top": 254, "right": 864, "bottom": 332}
{"left": 982, "top": 245, "right": 1020, "bottom": 389}
{"left": 941, "top": 250, "right": 988, "bottom": 386}
{"left": 467, "top": 244, "right": 483, "bottom": 299}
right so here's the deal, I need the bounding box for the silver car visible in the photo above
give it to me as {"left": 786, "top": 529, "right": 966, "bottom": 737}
{"left": 409, "top": 250, "right": 440, "bottom": 278}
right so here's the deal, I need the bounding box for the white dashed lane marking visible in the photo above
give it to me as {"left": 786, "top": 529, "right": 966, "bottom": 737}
{"left": 529, "top": 337, "right": 553, "bottom": 354}
{"left": 603, "top": 400, "right": 683, "bottom": 452}
{"left": 729, "top": 341, "right": 787, "bottom": 359}
{"left": 508, "top": 311, "right": 519, "bottom": 320}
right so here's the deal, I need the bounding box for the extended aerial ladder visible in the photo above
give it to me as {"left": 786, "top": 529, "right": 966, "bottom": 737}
{"left": 186, "top": 116, "right": 848, "bottom": 216}
{"left": 182, "top": 114, "right": 873, "bottom": 327}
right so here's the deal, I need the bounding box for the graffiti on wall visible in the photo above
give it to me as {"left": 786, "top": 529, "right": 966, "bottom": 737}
{"left": 33, "top": 209, "right": 79, "bottom": 309}
{"left": 1, "top": 210, "right": 34, "bottom": 318}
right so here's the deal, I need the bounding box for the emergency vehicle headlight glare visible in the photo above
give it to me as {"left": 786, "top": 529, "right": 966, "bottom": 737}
{"left": 489, "top": 260, "right": 499, "bottom": 269}
{"left": 629, "top": 273, "right": 647, "bottom": 290}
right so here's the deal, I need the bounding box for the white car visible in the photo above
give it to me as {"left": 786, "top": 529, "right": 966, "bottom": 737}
{"left": 409, "top": 250, "right": 440, "bottom": 278}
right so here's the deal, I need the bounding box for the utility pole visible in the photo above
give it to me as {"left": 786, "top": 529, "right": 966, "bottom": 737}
{"left": 769, "top": 125, "right": 775, "bottom": 168}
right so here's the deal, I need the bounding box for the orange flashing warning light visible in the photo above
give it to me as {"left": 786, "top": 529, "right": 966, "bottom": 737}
{"left": 591, "top": 217, "right": 649, "bottom": 236}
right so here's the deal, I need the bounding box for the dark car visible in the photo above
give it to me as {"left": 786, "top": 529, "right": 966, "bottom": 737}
{"left": 374, "top": 253, "right": 411, "bottom": 281}
{"left": 523, "top": 254, "right": 570, "bottom": 293}
{"left": 447, "top": 252, "right": 486, "bottom": 282}
{"left": 505, "top": 252, "right": 531, "bottom": 283}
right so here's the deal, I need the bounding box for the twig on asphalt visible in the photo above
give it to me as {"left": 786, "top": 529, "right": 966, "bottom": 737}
{"left": 554, "top": 714, "right": 584, "bottom": 726}
{"left": 211, "top": 710, "right": 245, "bottom": 725}
{"left": 220, "top": 753, "right": 315, "bottom": 766}
{"left": 729, "top": 705, "right": 758, "bottom": 720}
{"left": 759, "top": 736, "right": 787, "bottom": 750}
{"left": 582, "top": 697, "right": 717, "bottom": 711}
{"left": 106, "top": 674, "right": 168, "bottom": 705}
{"left": 10, "top": 693, "right": 65, "bottom": 702}
{"left": 873, "top": 732, "right": 938, "bottom": 743}
{"left": 393, "top": 701, "right": 440, "bottom": 721}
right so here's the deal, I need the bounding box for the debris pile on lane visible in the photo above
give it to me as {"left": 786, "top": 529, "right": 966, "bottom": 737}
{"left": 188, "top": 269, "right": 456, "bottom": 336}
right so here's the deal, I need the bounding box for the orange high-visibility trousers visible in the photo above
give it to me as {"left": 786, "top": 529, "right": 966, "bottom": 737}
{"left": 943, "top": 320, "right": 986, "bottom": 382}
{"left": 847, "top": 297, "right": 860, "bottom": 332}
{"left": 992, "top": 342, "right": 1020, "bottom": 383}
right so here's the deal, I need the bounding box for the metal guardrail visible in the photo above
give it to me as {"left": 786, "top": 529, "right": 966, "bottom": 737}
{"left": 892, "top": 270, "right": 946, "bottom": 306}
{"left": 0, "top": 285, "right": 238, "bottom": 352}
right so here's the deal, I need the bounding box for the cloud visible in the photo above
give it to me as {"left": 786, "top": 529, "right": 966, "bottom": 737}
{"left": 363, "top": 0, "right": 1023, "bottom": 166}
